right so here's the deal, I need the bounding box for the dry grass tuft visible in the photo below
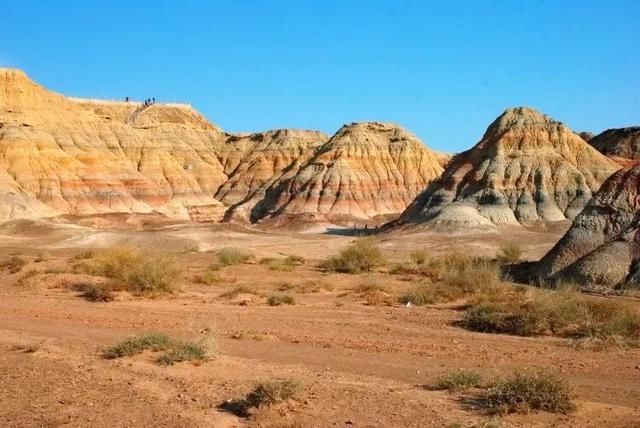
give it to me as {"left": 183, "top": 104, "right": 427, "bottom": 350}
{"left": 220, "top": 285, "right": 259, "bottom": 299}
{"left": 267, "top": 293, "right": 296, "bottom": 306}
{"left": 434, "top": 370, "right": 484, "bottom": 392}
{"left": 320, "top": 239, "right": 384, "bottom": 274}
{"left": 217, "top": 248, "right": 252, "bottom": 266}
{"left": 0, "top": 255, "right": 27, "bottom": 273}
{"left": 497, "top": 242, "right": 523, "bottom": 265}
{"left": 486, "top": 371, "right": 575, "bottom": 414}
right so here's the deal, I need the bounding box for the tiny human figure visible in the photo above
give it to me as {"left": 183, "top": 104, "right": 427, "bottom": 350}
{"left": 152, "top": 97, "right": 156, "bottom": 103}
{"left": 125, "top": 96, "right": 129, "bottom": 102}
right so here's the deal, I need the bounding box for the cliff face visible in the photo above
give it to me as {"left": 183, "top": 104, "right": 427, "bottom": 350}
{"left": 536, "top": 166, "right": 640, "bottom": 289}
{"left": 395, "top": 107, "right": 619, "bottom": 228}
{"left": 249, "top": 122, "right": 445, "bottom": 225}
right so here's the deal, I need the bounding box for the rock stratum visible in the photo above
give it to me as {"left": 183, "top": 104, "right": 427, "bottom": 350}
{"left": 536, "top": 166, "right": 640, "bottom": 289}
{"left": 588, "top": 127, "right": 640, "bottom": 167}
{"left": 394, "top": 107, "right": 619, "bottom": 228}
{"left": 247, "top": 122, "right": 445, "bottom": 226}
{"left": 0, "top": 69, "right": 443, "bottom": 225}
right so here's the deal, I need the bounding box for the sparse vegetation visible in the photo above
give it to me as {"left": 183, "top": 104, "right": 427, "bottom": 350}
{"left": 74, "top": 282, "right": 116, "bottom": 302}
{"left": 80, "top": 246, "right": 181, "bottom": 297}
{"left": 73, "top": 250, "right": 95, "bottom": 261}
{"left": 220, "top": 285, "right": 259, "bottom": 299}
{"left": 217, "top": 247, "right": 252, "bottom": 266}
{"left": 103, "top": 333, "right": 172, "bottom": 359}
{"left": 435, "top": 370, "right": 484, "bottom": 392}
{"left": 486, "top": 371, "right": 575, "bottom": 414}
{"left": 463, "top": 288, "right": 640, "bottom": 341}
{"left": 410, "top": 249, "right": 428, "bottom": 265}
{"left": 320, "top": 239, "right": 384, "bottom": 274}
{"left": 354, "top": 280, "right": 393, "bottom": 306}
{"left": 0, "top": 255, "right": 27, "bottom": 273}
{"left": 13, "top": 269, "right": 39, "bottom": 286}
{"left": 497, "top": 242, "right": 523, "bottom": 265}
{"left": 267, "top": 293, "right": 296, "bottom": 306}
{"left": 192, "top": 270, "right": 222, "bottom": 286}
{"left": 246, "top": 379, "right": 301, "bottom": 407}
{"left": 157, "top": 342, "right": 206, "bottom": 366}
{"left": 104, "top": 332, "right": 213, "bottom": 366}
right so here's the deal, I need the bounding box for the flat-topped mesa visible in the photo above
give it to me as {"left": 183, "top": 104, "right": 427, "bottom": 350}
{"left": 536, "top": 165, "right": 640, "bottom": 290}
{"left": 248, "top": 121, "right": 445, "bottom": 225}
{"left": 588, "top": 127, "right": 640, "bottom": 167}
{"left": 394, "top": 107, "right": 620, "bottom": 229}
{"left": 0, "top": 69, "right": 229, "bottom": 221}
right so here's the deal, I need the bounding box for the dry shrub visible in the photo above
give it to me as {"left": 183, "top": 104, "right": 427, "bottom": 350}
{"left": 220, "top": 285, "right": 259, "bottom": 299}
{"left": 74, "top": 282, "right": 115, "bottom": 302}
{"left": 410, "top": 249, "right": 428, "bottom": 265}
{"left": 220, "top": 379, "right": 302, "bottom": 418}
{"left": 0, "top": 255, "right": 27, "bottom": 273}
{"left": 354, "top": 280, "right": 393, "bottom": 306}
{"left": 320, "top": 239, "right": 384, "bottom": 274}
{"left": 497, "top": 242, "right": 523, "bottom": 265}
{"left": 217, "top": 248, "right": 252, "bottom": 266}
{"left": 486, "top": 371, "right": 575, "bottom": 414}
{"left": 192, "top": 271, "right": 222, "bottom": 286}
{"left": 434, "top": 370, "right": 484, "bottom": 392}
{"left": 463, "top": 288, "right": 640, "bottom": 341}
{"left": 73, "top": 250, "right": 95, "bottom": 261}
{"left": 267, "top": 293, "right": 296, "bottom": 306}
{"left": 14, "top": 269, "right": 39, "bottom": 286}
{"left": 104, "top": 332, "right": 214, "bottom": 366}
{"left": 83, "top": 246, "right": 181, "bottom": 297}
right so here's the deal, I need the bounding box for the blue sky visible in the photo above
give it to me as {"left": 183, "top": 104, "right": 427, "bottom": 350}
{"left": 2, "top": 0, "right": 639, "bottom": 153}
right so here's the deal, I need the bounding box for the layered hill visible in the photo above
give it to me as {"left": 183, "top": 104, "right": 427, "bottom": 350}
{"left": 394, "top": 107, "right": 619, "bottom": 228}
{"left": 0, "top": 69, "right": 232, "bottom": 221}
{"left": 247, "top": 122, "right": 445, "bottom": 225}
{"left": 588, "top": 127, "right": 640, "bottom": 166}
{"left": 536, "top": 165, "right": 640, "bottom": 289}
{"left": 0, "top": 69, "right": 444, "bottom": 225}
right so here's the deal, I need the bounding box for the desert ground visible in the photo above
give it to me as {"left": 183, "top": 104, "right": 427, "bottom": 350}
{"left": 0, "top": 216, "right": 639, "bottom": 428}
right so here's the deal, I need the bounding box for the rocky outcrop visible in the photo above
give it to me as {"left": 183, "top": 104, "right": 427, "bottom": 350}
{"left": 394, "top": 107, "right": 619, "bottom": 228}
{"left": 578, "top": 131, "right": 595, "bottom": 143}
{"left": 215, "top": 129, "right": 328, "bottom": 222}
{"left": 588, "top": 127, "right": 640, "bottom": 167}
{"left": 0, "top": 68, "right": 231, "bottom": 221}
{"left": 536, "top": 166, "right": 640, "bottom": 289}
{"left": 248, "top": 122, "right": 444, "bottom": 225}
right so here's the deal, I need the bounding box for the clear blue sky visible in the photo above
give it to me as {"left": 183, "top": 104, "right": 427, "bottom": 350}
{"left": 2, "top": 1, "right": 639, "bottom": 153}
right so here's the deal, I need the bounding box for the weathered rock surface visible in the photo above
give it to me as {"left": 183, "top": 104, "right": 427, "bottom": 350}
{"left": 0, "top": 69, "right": 443, "bottom": 225}
{"left": 394, "top": 107, "right": 619, "bottom": 228}
{"left": 536, "top": 166, "right": 640, "bottom": 289}
{"left": 588, "top": 127, "right": 640, "bottom": 167}
{"left": 249, "top": 122, "right": 444, "bottom": 225}
{"left": 578, "top": 131, "right": 595, "bottom": 143}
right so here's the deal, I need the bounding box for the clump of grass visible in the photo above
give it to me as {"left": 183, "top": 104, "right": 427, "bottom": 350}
{"left": 497, "top": 242, "right": 523, "bottom": 265}
{"left": 267, "top": 293, "right": 296, "bottom": 306}
{"left": 434, "top": 370, "right": 484, "bottom": 392}
{"left": 463, "top": 288, "right": 640, "bottom": 341}
{"left": 217, "top": 248, "right": 252, "bottom": 266}
{"left": 103, "top": 333, "right": 172, "bottom": 359}
{"left": 320, "top": 239, "right": 384, "bottom": 274}
{"left": 74, "top": 282, "right": 116, "bottom": 302}
{"left": 12, "top": 343, "right": 41, "bottom": 353}
{"left": 0, "top": 255, "right": 27, "bottom": 273}
{"left": 192, "top": 271, "right": 222, "bottom": 286}
{"left": 157, "top": 342, "right": 206, "bottom": 366}
{"left": 284, "top": 255, "right": 305, "bottom": 266}
{"left": 246, "top": 379, "right": 301, "bottom": 407}
{"left": 13, "top": 269, "right": 39, "bottom": 286}
{"left": 34, "top": 253, "right": 48, "bottom": 263}
{"left": 354, "top": 280, "right": 393, "bottom": 306}
{"left": 220, "top": 285, "right": 259, "bottom": 299}
{"left": 82, "top": 246, "right": 181, "bottom": 297}
{"left": 267, "top": 261, "right": 295, "bottom": 272}
{"left": 410, "top": 249, "right": 428, "bottom": 265}
{"left": 73, "top": 250, "right": 95, "bottom": 261}
{"left": 486, "top": 371, "right": 575, "bottom": 414}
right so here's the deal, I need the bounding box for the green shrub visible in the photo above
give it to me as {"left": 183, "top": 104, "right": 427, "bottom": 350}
{"left": 103, "top": 333, "right": 172, "bottom": 359}
{"left": 497, "top": 242, "right": 523, "bottom": 265}
{"left": 157, "top": 342, "right": 206, "bottom": 366}
{"left": 217, "top": 248, "right": 252, "bottom": 266}
{"left": 486, "top": 371, "right": 575, "bottom": 414}
{"left": 320, "top": 239, "right": 384, "bottom": 274}
{"left": 267, "top": 293, "right": 296, "bottom": 306}
{"left": 0, "top": 256, "right": 27, "bottom": 273}
{"left": 434, "top": 370, "right": 484, "bottom": 392}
